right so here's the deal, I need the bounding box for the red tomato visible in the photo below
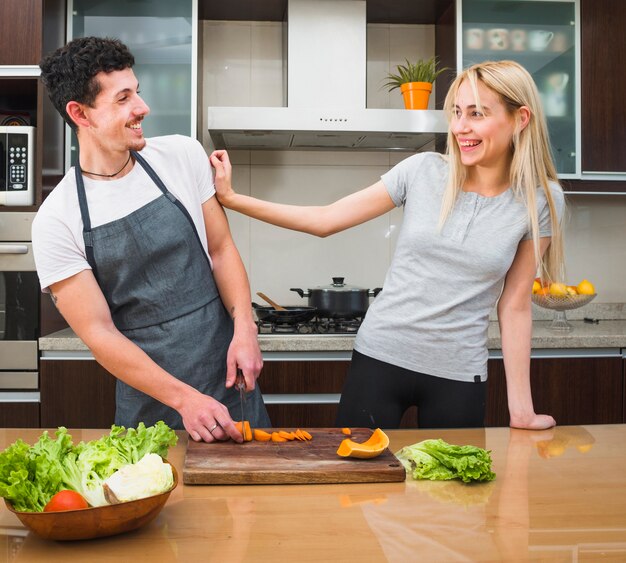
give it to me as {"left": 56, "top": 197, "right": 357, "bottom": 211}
{"left": 43, "top": 490, "right": 89, "bottom": 512}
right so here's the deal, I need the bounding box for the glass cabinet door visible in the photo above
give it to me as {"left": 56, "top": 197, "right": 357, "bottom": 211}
{"left": 67, "top": 0, "right": 195, "bottom": 166}
{"left": 460, "top": 0, "right": 577, "bottom": 175}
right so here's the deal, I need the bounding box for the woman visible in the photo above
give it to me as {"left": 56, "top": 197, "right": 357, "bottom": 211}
{"left": 211, "top": 60, "right": 565, "bottom": 431}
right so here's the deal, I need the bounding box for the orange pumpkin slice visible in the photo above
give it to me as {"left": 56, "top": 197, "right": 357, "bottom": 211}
{"left": 336, "top": 428, "right": 389, "bottom": 459}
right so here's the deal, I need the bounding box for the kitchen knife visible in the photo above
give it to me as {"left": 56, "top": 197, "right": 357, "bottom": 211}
{"left": 235, "top": 368, "right": 246, "bottom": 425}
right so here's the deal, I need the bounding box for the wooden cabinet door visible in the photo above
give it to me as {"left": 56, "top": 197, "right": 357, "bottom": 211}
{"left": 486, "top": 356, "right": 624, "bottom": 426}
{"left": 0, "top": 403, "right": 39, "bottom": 428}
{"left": 40, "top": 360, "right": 116, "bottom": 428}
{"left": 581, "top": 0, "right": 626, "bottom": 173}
{"left": 0, "top": 0, "right": 43, "bottom": 65}
{"left": 261, "top": 361, "right": 418, "bottom": 428}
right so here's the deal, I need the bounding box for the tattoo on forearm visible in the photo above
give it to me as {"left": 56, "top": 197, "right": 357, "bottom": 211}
{"left": 230, "top": 306, "right": 236, "bottom": 320}
{"left": 50, "top": 291, "right": 58, "bottom": 308}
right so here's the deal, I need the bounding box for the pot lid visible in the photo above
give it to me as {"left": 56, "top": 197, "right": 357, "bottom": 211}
{"left": 312, "top": 277, "right": 367, "bottom": 292}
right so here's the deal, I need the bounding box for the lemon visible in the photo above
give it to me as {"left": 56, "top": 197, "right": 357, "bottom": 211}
{"left": 532, "top": 280, "right": 541, "bottom": 294}
{"left": 577, "top": 279, "right": 595, "bottom": 295}
{"left": 548, "top": 282, "right": 568, "bottom": 296}
{"left": 566, "top": 286, "right": 578, "bottom": 296}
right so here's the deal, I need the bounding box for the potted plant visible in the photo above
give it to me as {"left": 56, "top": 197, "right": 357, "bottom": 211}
{"left": 383, "top": 57, "right": 448, "bottom": 110}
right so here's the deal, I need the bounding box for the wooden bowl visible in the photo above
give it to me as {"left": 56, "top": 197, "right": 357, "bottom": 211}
{"left": 4, "top": 464, "right": 177, "bottom": 541}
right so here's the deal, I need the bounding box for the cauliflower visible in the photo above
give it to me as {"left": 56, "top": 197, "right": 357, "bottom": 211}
{"left": 103, "top": 453, "right": 173, "bottom": 503}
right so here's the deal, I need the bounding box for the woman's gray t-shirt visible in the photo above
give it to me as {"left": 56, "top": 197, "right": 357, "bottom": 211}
{"left": 354, "top": 152, "right": 564, "bottom": 382}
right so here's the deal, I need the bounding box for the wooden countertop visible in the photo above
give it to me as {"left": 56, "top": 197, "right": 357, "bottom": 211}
{"left": 2, "top": 425, "right": 625, "bottom": 561}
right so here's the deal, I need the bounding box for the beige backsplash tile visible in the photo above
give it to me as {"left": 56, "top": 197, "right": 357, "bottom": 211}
{"left": 562, "top": 194, "right": 626, "bottom": 303}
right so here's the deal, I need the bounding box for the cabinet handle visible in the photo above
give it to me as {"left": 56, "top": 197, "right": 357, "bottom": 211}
{"left": 0, "top": 244, "right": 28, "bottom": 254}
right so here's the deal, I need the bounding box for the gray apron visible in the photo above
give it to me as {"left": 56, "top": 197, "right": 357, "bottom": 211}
{"left": 75, "top": 151, "right": 270, "bottom": 430}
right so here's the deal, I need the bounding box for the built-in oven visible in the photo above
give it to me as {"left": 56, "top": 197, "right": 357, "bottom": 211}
{"left": 0, "top": 212, "right": 39, "bottom": 407}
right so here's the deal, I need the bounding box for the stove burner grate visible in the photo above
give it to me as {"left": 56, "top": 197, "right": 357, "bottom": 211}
{"left": 256, "top": 316, "right": 363, "bottom": 335}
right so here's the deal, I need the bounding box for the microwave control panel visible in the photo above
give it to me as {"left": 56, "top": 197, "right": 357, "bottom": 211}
{"left": 7, "top": 133, "right": 29, "bottom": 190}
{"left": 0, "top": 125, "right": 35, "bottom": 206}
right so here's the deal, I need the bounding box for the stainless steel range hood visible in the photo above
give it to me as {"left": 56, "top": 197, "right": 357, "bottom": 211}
{"left": 207, "top": 0, "right": 448, "bottom": 151}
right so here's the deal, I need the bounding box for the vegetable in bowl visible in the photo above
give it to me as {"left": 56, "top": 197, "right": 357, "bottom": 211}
{"left": 0, "top": 421, "right": 177, "bottom": 512}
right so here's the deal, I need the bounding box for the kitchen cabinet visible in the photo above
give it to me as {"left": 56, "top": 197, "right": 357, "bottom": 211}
{"left": 67, "top": 0, "right": 195, "bottom": 167}
{"left": 485, "top": 355, "right": 624, "bottom": 426}
{"left": 460, "top": 0, "right": 577, "bottom": 176}
{"left": 458, "top": 0, "right": 626, "bottom": 191}
{"left": 0, "top": 0, "right": 44, "bottom": 212}
{"left": 40, "top": 360, "right": 116, "bottom": 428}
{"left": 261, "top": 361, "right": 418, "bottom": 428}
{"left": 623, "top": 356, "right": 626, "bottom": 423}
{"left": 560, "top": 0, "right": 626, "bottom": 192}
{"left": 38, "top": 358, "right": 419, "bottom": 429}
{"left": 0, "top": 402, "right": 39, "bottom": 428}
{"left": 0, "top": 0, "right": 66, "bottom": 210}
{"left": 579, "top": 0, "right": 626, "bottom": 175}
{"left": 0, "top": 0, "right": 43, "bottom": 66}
{"left": 39, "top": 354, "right": 625, "bottom": 429}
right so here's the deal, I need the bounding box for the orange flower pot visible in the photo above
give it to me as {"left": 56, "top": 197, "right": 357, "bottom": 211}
{"left": 400, "top": 81, "right": 432, "bottom": 110}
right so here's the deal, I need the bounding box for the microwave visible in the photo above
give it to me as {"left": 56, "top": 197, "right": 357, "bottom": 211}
{"left": 0, "top": 125, "right": 35, "bottom": 206}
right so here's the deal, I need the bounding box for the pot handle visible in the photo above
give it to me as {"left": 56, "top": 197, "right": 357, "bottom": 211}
{"left": 290, "top": 288, "right": 309, "bottom": 298}
{"left": 369, "top": 287, "right": 383, "bottom": 297}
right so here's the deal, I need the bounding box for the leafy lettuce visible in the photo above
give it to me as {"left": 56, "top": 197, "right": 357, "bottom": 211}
{"left": 0, "top": 421, "right": 177, "bottom": 511}
{"left": 395, "top": 439, "right": 496, "bottom": 483}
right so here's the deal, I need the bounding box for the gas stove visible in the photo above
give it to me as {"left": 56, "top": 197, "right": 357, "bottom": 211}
{"left": 256, "top": 316, "right": 363, "bottom": 334}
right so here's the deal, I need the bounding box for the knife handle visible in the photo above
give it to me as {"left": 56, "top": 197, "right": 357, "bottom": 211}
{"left": 235, "top": 368, "right": 246, "bottom": 390}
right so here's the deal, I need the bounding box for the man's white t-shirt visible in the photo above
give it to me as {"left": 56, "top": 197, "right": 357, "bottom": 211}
{"left": 32, "top": 135, "right": 215, "bottom": 292}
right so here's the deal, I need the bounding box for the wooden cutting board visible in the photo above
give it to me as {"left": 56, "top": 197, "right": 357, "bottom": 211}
{"left": 183, "top": 428, "right": 406, "bottom": 485}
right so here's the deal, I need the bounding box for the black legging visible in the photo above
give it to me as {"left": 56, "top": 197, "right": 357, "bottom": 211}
{"left": 336, "top": 350, "right": 487, "bottom": 429}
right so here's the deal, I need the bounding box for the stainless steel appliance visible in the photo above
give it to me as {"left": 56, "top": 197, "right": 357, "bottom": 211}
{"left": 0, "top": 126, "right": 35, "bottom": 206}
{"left": 0, "top": 213, "right": 39, "bottom": 403}
{"left": 207, "top": 0, "right": 447, "bottom": 151}
{"left": 255, "top": 312, "right": 363, "bottom": 334}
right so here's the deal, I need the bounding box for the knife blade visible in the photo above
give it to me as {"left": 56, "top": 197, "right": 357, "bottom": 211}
{"left": 236, "top": 368, "right": 246, "bottom": 426}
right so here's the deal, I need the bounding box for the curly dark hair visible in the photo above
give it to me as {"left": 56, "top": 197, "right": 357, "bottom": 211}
{"left": 39, "top": 36, "right": 135, "bottom": 130}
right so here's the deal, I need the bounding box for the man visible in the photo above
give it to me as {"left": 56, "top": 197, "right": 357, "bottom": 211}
{"left": 34, "top": 36, "right": 270, "bottom": 442}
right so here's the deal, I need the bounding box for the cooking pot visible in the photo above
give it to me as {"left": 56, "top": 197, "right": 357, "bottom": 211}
{"left": 252, "top": 303, "right": 317, "bottom": 324}
{"left": 290, "top": 277, "right": 382, "bottom": 319}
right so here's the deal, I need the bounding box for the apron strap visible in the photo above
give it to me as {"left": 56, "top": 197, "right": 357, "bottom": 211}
{"left": 74, "top": 164, "right": 100, "bottom": 282}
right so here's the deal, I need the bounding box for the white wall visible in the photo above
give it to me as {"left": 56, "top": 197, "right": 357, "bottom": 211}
{"left": 201, "top": 21, "right": 626, "bottom": 306}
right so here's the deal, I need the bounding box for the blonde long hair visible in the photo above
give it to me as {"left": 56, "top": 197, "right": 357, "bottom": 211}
{"left": 440, "top": 60, "right": 564, "bottom": 283}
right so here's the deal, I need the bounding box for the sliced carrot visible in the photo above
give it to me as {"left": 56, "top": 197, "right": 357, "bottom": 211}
{"left": 234, "top": 421, "right": 253, "bottom": 441}
{"left": 294, "top": 429, "right": 306, "bottom": 441}
{"left": 271, "top": 432, "right": 288, "bottom": 442}
{"left": 278, "top": 430, "right": 296, "bottom": 440}
{"left": 342, "top": 427, "right": 352, "bottom": 435}
{"left": 301, "top": 430, "right": 312, "bottom": 440}
{"left": 253, "top": 429, "right": 272, "bottom": 442}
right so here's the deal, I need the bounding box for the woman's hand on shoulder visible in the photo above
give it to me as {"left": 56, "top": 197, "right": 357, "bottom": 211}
{"left": 510, "top": 412, "right": 556, "bottom": 430}
{"left": 209, "top": 149, "right": 236, "bottom": 208}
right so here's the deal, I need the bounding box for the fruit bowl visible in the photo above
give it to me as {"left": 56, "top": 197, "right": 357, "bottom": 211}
{"left": 4, "top": 463, "right": 177, "bottom": 541}
{"left": 532, "top": 293, "right": 597, "bottom": 330}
